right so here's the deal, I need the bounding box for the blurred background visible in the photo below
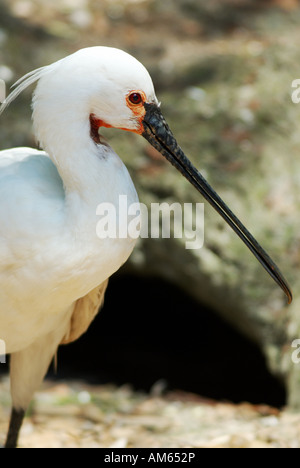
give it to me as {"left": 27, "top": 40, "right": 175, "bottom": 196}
{"left": 1, "top": 0, "right": 300, "bottom": 415}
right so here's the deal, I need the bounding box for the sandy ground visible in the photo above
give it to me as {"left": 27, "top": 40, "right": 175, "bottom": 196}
{"left": 1, "top": 377, "right": 300, "bottom": 448}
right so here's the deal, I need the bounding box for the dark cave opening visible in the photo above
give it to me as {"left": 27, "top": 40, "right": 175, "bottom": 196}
{"left": 50, "top": 274, "right": 286, "bottom": 408}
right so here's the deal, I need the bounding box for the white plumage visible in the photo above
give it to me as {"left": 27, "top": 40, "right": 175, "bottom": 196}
{"left": 0, "top": 47, "right": 153, "bottom": 353}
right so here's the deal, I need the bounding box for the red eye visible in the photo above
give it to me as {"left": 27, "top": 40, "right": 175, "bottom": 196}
{"left": 129, "top": 92, "right": 143, "bottom": 105}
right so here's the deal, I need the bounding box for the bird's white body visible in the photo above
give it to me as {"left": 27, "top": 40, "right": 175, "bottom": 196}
{"left": 0, "top": 146, "right": 138, "bottom": 354}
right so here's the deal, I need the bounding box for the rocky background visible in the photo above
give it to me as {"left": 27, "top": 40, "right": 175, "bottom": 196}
{"left": 1, "top": 0, "right": 300, "bottom": 447}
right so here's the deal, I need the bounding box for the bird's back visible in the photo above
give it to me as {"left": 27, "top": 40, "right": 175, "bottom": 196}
{"left": 0, "top": 147, "right": 65, "bottom": 236}
{"left": 0, "top": 148, "right": 70, "bottom": 351}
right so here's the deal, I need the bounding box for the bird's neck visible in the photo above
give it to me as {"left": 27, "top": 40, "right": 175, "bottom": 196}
{"left": 33, "top": 106, "right": 108, "bottom": 203}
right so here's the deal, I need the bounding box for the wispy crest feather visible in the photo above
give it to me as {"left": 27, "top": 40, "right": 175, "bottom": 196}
{"left": 0, "top": 65, "right": 51, "bottom": 116}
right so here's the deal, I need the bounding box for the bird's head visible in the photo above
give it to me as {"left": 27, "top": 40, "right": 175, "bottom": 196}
{"left": 43, "top": 47, "right": 159, "bottom": 137}
{"left": 63, "top": 47, "right": 160, "bottom": 136}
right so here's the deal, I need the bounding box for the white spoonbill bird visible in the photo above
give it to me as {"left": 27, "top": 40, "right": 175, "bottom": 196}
{"left": 0, "top": 47, "right": 292, "bottom": 448}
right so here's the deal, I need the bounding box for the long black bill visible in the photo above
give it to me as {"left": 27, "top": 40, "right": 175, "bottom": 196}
{"left": 142, "top": 102, "right": 292, "bottom": 304}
